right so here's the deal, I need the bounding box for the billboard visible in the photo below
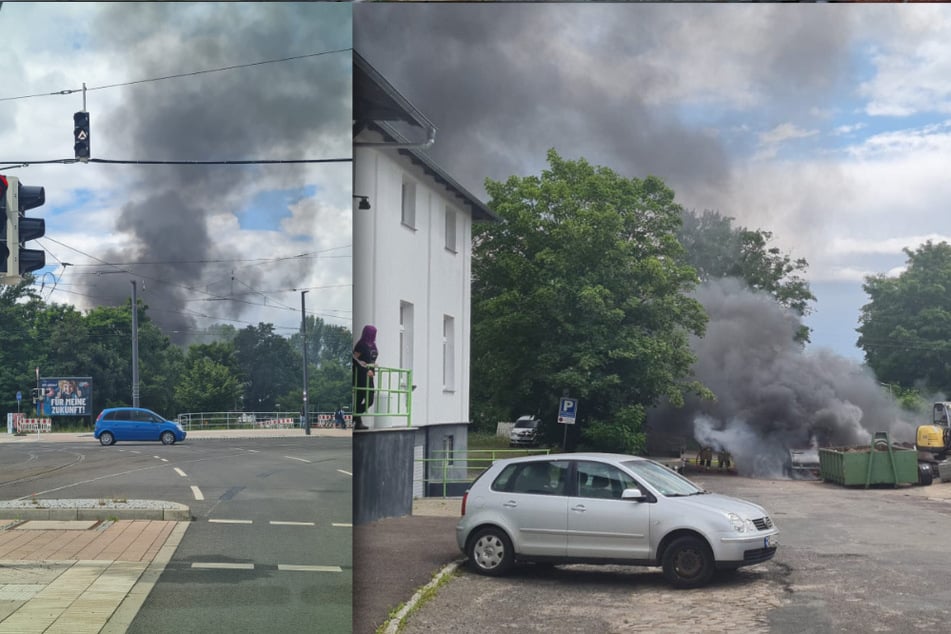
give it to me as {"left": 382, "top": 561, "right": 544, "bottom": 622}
{"left": 40, "top": 377, "right": 92, "bottom": 417}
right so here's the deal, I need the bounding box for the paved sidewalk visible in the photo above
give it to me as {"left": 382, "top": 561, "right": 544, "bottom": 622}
{"left": 0, "top": 519, "right": 188, "bottom": 633}
{"left": 353, "top": 498, "right": 463, "bottom": 634}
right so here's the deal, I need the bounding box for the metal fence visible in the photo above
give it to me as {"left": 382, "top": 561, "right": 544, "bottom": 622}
{"left": 175, "top": 411, "right": 351, "bottom": 431}
{"left": 417, "top": 448, "right": 552, "bottom": 497}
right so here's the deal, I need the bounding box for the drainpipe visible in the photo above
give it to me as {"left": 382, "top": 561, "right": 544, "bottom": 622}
{"left": 353, "top": 125, "right": 436, "bottom": 151}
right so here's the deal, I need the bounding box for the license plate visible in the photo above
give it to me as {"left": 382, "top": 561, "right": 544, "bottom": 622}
{"left": 764, "top": 534, "right": 778, "bottom": 548}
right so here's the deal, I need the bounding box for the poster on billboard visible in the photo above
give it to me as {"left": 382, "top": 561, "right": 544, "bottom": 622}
{"left": 40, "top": 377, "right": 92, "bottom": 417}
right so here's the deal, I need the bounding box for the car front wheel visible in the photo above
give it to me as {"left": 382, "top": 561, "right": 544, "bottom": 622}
{"left": 661, "top": 535, "right": 714, "bottom": 589}
{"left": 467, "top": 527, "right": 514, "bottom": 576}
{"left": 99, "top": 432, "right": 115, "bottom": 446}
{"left": 160, "top": 431, "right": 176, "bottom": 445}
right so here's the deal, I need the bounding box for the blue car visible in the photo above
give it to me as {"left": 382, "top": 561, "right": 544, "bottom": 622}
{"left": 94, "top": 407, "right": 186, "bottom": 446}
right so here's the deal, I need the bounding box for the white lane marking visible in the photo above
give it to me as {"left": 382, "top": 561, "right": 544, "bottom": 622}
{"left": 278, "top": 565, "right": 342, "bottom": 573}
{"left": 247, "top": 449, "right": 259, "bottom": 453}
{"left": 190, "top": 486, "right": 204, "bottom": 500}
{"left": 337, "top": 470, "right": 352, "bottom": 477}
{"left": 174, "top": 468, "right": 187, "bottom": 477}
{"left": 270, "top": 521, "right": 315, "bottom": 527}
{"left": 153, "top": 456, "right": 161, "bottom": 460}
{"left": 332, "top": 523, "right": 352, "bottom": 528}
{"left": 192, "top": 563, "right": 254, "bottom": 570}
{"left": 209, "top": 519, "right": 253, "bottom": 524}
{"left": 285, "top": 456, "right": 311, "bottom": 463}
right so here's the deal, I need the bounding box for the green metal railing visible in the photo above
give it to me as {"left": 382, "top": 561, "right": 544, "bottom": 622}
{"left": 418, "top": 448, "right": 551, "bottom": 497}
{"left": 352, "top": 365, "right": 413, "bottom": 426}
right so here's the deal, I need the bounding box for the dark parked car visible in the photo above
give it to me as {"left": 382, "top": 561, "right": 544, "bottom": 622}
{"left": 94, "top": 407, "right": 186, "bottom": 446}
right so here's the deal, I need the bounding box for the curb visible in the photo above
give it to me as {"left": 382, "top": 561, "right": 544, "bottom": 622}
{"left": 382, "top": 560, "right": 463, "bottom": 634}
{"left": 0, "top": 502, "right": 191, "bottom": 521}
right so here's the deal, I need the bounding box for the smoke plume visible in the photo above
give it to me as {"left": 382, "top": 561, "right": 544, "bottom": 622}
{"left": 77, "top": 4, "right": 350, "bottom": 341}
{"left": 649, "top": 278, "right": 917, "bottom": 478}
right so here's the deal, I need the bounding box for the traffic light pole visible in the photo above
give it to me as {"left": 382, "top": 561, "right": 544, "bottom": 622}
{"left": 301, "top": 290, "right": 310, "bottom": 435}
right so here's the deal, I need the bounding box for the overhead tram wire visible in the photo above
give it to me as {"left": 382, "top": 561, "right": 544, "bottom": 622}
{"left": 0, "top": 157, "right": 351, "bottom": 170}
{"left": 0, "top": 47, "right": 352, "bottom": 104}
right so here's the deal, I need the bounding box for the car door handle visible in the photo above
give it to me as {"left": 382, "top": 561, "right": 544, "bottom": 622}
{"left": 503, "top": 500, "right": 518, "bottom": 508}
{"left": 571, "top": 504, "right": 587, "bottom": 512}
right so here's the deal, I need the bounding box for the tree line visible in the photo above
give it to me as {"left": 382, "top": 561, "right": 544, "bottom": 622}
{"left": 471, "top": 149, "right": 934, "bottom": 452}
{"left": 0, "top": 282, "right": 351, "bottom": 425}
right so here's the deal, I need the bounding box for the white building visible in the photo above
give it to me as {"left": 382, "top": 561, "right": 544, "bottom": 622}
{"left": 353, "top": 52, "right": 495, "bottom": 502}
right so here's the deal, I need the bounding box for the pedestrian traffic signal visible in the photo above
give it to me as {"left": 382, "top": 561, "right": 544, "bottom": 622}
{"left": 0, "top": 175, "right": 46, "bottom": 283}
{"left": 74, "top": 111, "right": 90, "bottom": 161}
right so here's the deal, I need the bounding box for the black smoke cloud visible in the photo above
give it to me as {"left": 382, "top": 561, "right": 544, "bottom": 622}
{"left": 649, "top": 278, "right": 917, "bottom": 477}
{"left": 79, "top": 4, "right": 350, "bottom": 340}
{"left": 354, "top": 4, "right": 855, "bottom": 207}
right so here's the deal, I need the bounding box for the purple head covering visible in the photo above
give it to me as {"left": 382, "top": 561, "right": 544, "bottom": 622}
{"left": 358, "top": 325, "right": 377, "bottom": 351}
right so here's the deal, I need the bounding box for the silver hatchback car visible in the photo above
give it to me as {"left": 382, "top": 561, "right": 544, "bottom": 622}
{"left": 457, "top": 452, "right": 779, "bottom": 588}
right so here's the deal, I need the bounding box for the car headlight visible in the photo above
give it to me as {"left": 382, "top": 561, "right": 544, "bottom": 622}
{"left": 727, "top": 512, "right": 757, "bottom": 533}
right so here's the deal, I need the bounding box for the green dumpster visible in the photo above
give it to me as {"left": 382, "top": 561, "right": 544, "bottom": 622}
{"left": 818, "top": 432, "right": 918, "bottom": 487}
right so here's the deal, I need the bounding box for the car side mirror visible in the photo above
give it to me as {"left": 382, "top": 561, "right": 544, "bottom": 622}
{"left": 621, "top": 488, "right": 647, "bottom": 501}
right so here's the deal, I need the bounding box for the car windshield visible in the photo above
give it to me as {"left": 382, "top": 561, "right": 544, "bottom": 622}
{"left": 514, "top": 420, "right": 536, "bottom": 428}
{"left": 622, "top": 460, "right": 704, "bottom": 497}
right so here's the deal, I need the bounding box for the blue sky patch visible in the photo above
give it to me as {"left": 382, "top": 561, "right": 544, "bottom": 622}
{"left": 237, "top": 185, "right": 317, "bottom": 231}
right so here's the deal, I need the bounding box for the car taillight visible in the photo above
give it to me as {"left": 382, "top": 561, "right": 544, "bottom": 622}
{"left": 461, "top": 491, "right": 468, "bottom": 516}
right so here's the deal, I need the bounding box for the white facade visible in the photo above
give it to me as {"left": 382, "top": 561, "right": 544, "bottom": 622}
{"left": 353, "top": 137, "right": 473, "bottom": 429}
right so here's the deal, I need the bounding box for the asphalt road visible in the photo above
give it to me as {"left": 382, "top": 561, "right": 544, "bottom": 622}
{"left": 0, "top": 437, "right": 352, "bottom": 633}
{"left": 396, "top": 474, "right": 951, "bottom": 634}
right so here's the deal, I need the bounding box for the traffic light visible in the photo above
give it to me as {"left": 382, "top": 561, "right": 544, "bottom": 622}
{"left": 0, "top": 175, "right": 46, "bottom": 284}
{"left": 74, "top": 111, "right": 90, "bottom": 161}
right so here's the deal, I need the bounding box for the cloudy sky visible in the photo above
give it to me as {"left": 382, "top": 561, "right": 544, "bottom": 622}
{"left": 0, "top": 3, "right": 351, "bottom": 343}
{"left": 355, "top": 3, "right": 951, "bottom": 362}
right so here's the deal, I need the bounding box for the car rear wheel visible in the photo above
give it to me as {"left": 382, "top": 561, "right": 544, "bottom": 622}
{"left": 99, "top": 432, "right": 115, "bottom": 446}
{"left": 467, "top": 527, "right": 514, "bottom": 576}
{"left": 160, "top": 431, "right": 176, "bottom": 445}
{"left": 661, "top": 536, "right": 714, "bottom": 588}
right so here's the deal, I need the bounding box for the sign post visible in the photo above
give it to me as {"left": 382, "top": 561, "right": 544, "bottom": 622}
{"left": 558, "top": 396, "right": 578, "bottom": 451}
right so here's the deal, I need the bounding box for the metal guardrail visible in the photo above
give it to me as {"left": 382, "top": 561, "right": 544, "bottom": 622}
{"left": 417, "top": 448, "right": 551, "bottom": 497}
{"left": 175, "top": 411, "right": 349, "bottom": 431}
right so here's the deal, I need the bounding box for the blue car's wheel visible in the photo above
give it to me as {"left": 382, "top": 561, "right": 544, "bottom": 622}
{"left": 99, "top": 431, "right": 115, "bottom": 446}
{"left": 161, "top": 431, "right": 176, "bottom": 445}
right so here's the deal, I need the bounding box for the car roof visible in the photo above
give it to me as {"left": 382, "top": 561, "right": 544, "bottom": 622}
{"left": 493, "top": 452, "right": 647, "bottom": 466}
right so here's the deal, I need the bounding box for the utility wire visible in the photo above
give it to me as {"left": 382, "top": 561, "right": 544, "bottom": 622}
{"left": 0, "top": 157, "right": 351, "bottom": 170}
{"left": 0, "top": 48, "right": 352, "bottom": 103}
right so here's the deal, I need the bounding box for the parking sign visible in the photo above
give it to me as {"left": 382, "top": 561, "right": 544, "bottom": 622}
{"left": 558, "top": 397, "right": 577, "bottom": 425}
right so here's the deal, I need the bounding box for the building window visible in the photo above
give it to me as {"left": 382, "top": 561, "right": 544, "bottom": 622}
{"left": 445, "top": 206, "right": 457, "bottom": 253}
{"left": 400, "top": 301, "right": 414, "bottom": 372}
{"left": 401, "top": 179, "right": 416, "bottom": 229}
{"left": 443, "top": 315, "right": 455, "bottom": 391}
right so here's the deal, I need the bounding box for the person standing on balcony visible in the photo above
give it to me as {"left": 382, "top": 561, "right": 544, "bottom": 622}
{"left": 352, "top": 324, "right": 378, "bottom": 430}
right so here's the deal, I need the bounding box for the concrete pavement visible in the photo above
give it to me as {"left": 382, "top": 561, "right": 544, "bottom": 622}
{"left": 0, "top": 427, "right": 349, "bottom": 633}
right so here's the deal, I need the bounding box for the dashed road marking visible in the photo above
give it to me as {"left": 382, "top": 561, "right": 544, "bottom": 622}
{"left": 270, "top": 521, "right": 316, "bottom": 526}
{"left": 332, "top": 523, "right": 352, "bottom": 528}
{"left": 191, "top": 486, "right": 204, "bottom": 500}
{"left": 337, "top": 469, "right": 352, "bottom": 477}
{"left": 209, "top": 519, "right": 253, "bottom": 524}
{"left": 174, "top": 468, "right": 187, "bottom": 477}
{"left": 278, "top": 564, "right": 342, "bottom": 572}
{"left": 285, "top": 456, "right": 311, "bottom": 463}
{"left": 192, "top": 563, "right": 254, "bottom": 570}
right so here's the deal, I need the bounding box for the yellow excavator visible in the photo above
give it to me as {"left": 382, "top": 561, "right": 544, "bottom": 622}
{"left": 915, "top": 402, "right": 951, "bottom": 485}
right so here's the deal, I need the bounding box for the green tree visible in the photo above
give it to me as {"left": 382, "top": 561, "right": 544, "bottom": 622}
{"left": 0, "top": 280, "right": 44, "bottom": 416}
{"left": 234, "top": 323, "right": 300, "bottom": 411}
{"left": 175, "top": 355, "right": 243, "bottom": 412}
{"left": 472, "top": 150, "right": 709, "bottom": 453}
{"left": 859, "top": 241, "right": 951, "bottom": 392}
{"left": 678, "top": 209, "right": 815, "bottom": 341}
